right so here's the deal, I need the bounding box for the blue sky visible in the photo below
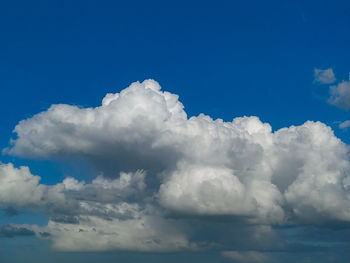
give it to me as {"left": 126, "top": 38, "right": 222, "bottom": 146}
{"left": 0, "top": 1, "right": 350, "bottom": 262}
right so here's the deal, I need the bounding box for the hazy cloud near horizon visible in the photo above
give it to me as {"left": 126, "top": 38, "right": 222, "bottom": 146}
{"left": 1, "top": 80, "right": 350, "bottom": 259}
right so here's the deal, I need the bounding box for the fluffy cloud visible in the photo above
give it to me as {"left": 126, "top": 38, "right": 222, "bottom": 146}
{"left": 314, "top": 68, "right": 336, "bottom": 84}
{"left": 328, "top": 79, "right": 350, "bottom": 110}
{"left": 2, "top": 79, "right": 350, "bottom": 252}
{"left": 275, "top": 122, "right": 350, "bottom": 222}
{"left": 0, "top": 162, "right": 194, "bottom": 251}
{"left": 0, "top": 163, "right": 65, "bottom": 208}
{"left": 0, "top": 163, "right": 46, "bottom": 207}
{"left": 158, "top": 163, "right": 284, "bottom": 224}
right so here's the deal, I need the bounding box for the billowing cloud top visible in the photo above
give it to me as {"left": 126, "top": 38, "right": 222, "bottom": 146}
{"left": 2, "top": 80, "right": 350, "bottom": 254}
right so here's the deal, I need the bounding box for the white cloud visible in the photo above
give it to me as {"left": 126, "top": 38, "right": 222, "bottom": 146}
{"left": 159, "top": 163, "right": 284, "bottom": 224}
{"left": 43, "top": 215, "right": 195, "bottom": 252}
{"left": 0, "top": 163, "right": 65, "bottom": 208}
{"left": 0, "top": 162, "right": 195, "bottom": 251}
{"left": 314, "top": 68, "right": 336, "bottom": 84}
{"left": 0, "top": 163, "right": 45, "bottom": 207}
{"left": 339, "top": 120, "right": 350, "bottom": 130}
{"left": 314, "top": 69, "right": 350, "bottom": 110}
{"left": 328, "top": 80, "right": 350, "bottom": 110}
{"left": 3, "top": 79, "right": 350, "bottom": 252}
{"left": 275, "top": 121, "right": 350, "bottom": 222}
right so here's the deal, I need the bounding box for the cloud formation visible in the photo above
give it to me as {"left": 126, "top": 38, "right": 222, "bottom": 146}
{"left": 314, "top": 68, "right": 336, "bottom": 84}
{"left": 2, "top": 80, "right": 350, "bottom": 253}
{"left": 328, "top": 79, "right": 350, "bottom": 110}
{"left": 0, "top": 163, "right": 65, "bottom": 208}
{"left": 0, "top": 224, "right": 35, "bottom": 238}
{"left": 221, "top": 250, "right": 269, "bottom": 263}
{"left": 0, "top": 162, "right": 195, "bottom": 251}
{"left": 339, "top": 120, "right": 350, "bottom": 130}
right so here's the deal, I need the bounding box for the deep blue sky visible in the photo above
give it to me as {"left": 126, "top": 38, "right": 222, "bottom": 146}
{"left": 1, "top": 0, "right": 350, "bottom": 140}
{"left": 1, "top": 1, "right": 350, "bottom": 262}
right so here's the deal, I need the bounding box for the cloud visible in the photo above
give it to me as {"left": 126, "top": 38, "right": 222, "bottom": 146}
{"left": 0, "top": 162, "right": 195, "bottom": 251}
{"left": 314, "top": 69, "right": 350, "bottom": 110}
{"left": 339, "top": 120, "right": 350, "bottom": 130}
{"left": 42, "top": 215, "right": 196, "bottom": 252}
{"left": 221, "top": 250, "right": 269, "bottom": 263}
{"left": 276, "top": 122, "right": 350, "bottom": 222}
{"left": 3, "top": 206, "right": 19, "bottom": 217}
{"left": 62, "top": 170, "right": 147, "bottom": 203}
{"left": 2, "top": 79, "right": 350, "bottom": 252}
{"left": 328, "top": 80, "right": 350, "bottom": 110}
{"left": 314, "top": 68, "right": 336, "bottom": 84}
{"left": 158, "top": 163, "right": 284, "bottom": 223}
{"left": 0, "top": 224, "right": 35, "bottom": 238}
{"left": 0, "top": 163, "right": 66, "bottom": 208}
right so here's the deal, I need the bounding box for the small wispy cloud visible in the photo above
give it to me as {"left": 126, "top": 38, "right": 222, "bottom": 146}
{"left": 328, "top": 79, "right": 350, "bottom": 110}
{"left": 314, "top": 68, "right": 350, "bottom": 110}
{"left": 0, "top": 224, "right": 35, "bottom": 238}
{"left": 3, "top": 206, "right": 19, "bottom": 217}
{"left": 314, "top": 68, "right": 336, "bottom": 84}
{"left": 339, "top": 120, "right": 350, "bottom": 130}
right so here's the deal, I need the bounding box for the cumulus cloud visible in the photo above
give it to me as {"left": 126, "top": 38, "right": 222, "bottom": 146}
{"left": 328, "top": 79, "right": 350, "bottom": 110}
{"left": 275, "top": 122, "right": 350, "bottom": 222}
{"left": 314, "top": 68, "right": 336, "bottom": 84}
{"left": 0, "top": 163, "right": 65, "bottom": 208}
{"left": 2, "top": 79, "right": 350, "bottom": 252}
{"left": 158, "top": 163, "right": 284, "bottom": 224}
{"left": 0, "top": 162, "right": 195, "bottom": 251}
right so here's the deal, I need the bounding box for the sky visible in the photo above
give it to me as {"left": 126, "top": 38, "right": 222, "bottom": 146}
{"left": 0, "top": 0, "right": 350, "bottom": 262}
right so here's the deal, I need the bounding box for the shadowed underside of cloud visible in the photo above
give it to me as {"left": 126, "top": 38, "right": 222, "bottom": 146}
{"left": 222, "top": 250, "right": 268, "bottom": 263}
{"left": 1, "top": 80, "right": 350, "bottom": 256}
{"left": 0, "top": 224, "right": 35, "bottom": 238}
